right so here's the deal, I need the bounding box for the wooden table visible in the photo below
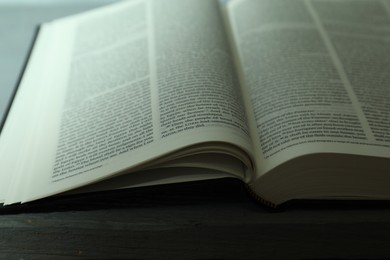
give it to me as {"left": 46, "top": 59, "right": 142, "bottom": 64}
{"left": 1, "top": 2, "right": 390, "bottom": 259}
{"left": 1, "top": 178, "right": 390, "bottom": 259}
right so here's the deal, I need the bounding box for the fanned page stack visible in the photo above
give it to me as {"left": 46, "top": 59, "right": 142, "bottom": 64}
{"left": 0, "top": 0, "right": 389, "bottom": 207}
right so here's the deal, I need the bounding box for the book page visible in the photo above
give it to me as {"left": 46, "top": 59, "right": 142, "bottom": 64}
{"left": 0, "top": 0, "right": 254, "bottom": 205}
{"left": 53, "top": 0, "right": 252, "bottom": 182}
{"left": 227, "top": 0, "right": 390, "bottom": 174}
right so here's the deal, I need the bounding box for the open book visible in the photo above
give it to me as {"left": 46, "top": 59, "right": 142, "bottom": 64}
{"left": 1, "top": 0, "right": 389, "bottom": 207}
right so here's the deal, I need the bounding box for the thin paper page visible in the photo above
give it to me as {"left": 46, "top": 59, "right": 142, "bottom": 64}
{"left": 227, "top": 0, "right": 390, "bottom": 174}
{"left": 0, "top": 24, "right": 62, "bottom": 203}
{"left": 13, "top": 0, "right": 254, "bottom": 204}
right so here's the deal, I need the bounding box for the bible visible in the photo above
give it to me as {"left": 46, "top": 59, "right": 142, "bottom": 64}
{"left": 0, "top": 0, "right": 389, "bottom": 207}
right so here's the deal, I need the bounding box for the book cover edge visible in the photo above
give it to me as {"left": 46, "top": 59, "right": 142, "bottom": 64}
{"left": 0, "top": 25, "right": 42, "bottom": 134}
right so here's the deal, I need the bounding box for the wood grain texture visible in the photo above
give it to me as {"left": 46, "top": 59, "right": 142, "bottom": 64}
{"left": 1, "top": 179, "right": 390, "bottom": 259}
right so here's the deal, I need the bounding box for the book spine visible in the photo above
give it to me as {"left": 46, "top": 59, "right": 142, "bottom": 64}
{"left": 245, "top": 184, "right": 278, "bottom": 209}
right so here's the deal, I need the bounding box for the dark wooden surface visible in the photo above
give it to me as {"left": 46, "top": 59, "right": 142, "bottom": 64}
{"left": 1, "top": 178, "right": 390, "bottom": 259}
{"left": 2, "top": 178, "right": 390, "bottom": 259}
{"left": 1, "top": 2, "right": 390, "bottom": 259}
